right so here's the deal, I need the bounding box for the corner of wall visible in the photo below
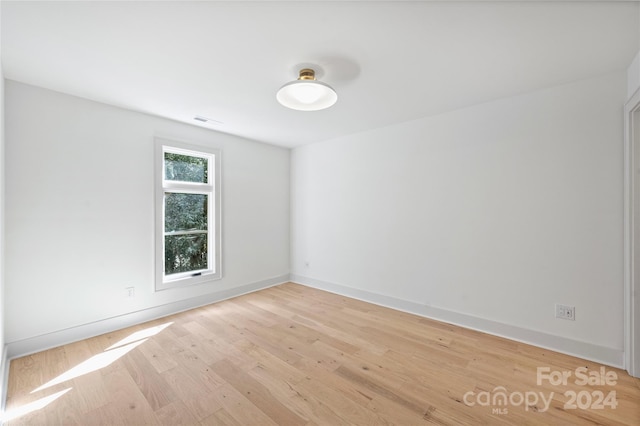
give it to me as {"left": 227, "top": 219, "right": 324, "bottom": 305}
{"left": 627, "top": 51, "right": 640, "bottom": 100}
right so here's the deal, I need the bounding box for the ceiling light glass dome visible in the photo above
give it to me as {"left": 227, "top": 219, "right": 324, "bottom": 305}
{"left": 276, "top": 68, "right": 337, "bottom": 111}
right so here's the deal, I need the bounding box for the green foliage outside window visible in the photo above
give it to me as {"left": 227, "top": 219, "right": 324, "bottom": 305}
{"left": 164, "top": 152, "right": 210, "bottom": 275}
{"left": 165, "top": 152, "right": 208, "bottom": 183}
{"left": 165, "top": 193, "right": 208, "bottom": 233}
{"left": 165, "top": 233, "right": 207, "bottom": 275}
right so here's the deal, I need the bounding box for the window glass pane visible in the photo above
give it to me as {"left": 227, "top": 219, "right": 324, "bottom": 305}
{"left": 164, "top": 152, "right": 208, "bottom": 183}
{"left": 165, "top": 193, "right": 208, "bottom": 232}
{"left": 165, "top": 234, "right": 208, "bottom": 275}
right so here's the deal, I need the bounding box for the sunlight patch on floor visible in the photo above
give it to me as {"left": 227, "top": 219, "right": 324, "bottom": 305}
{"left": 31, "top": 339, "right": 147, "bottom": 393}
{"left": 105, "top": 321, "right": 174, "bottom": 351}
{"left": 31, "top": 321, "right": 174, "bottom": 393}
{"left": 1, "top": 388, "right": 72, "bottom": 422}
{"left": 3, "top": 321, "right": 176, "bottom": 422}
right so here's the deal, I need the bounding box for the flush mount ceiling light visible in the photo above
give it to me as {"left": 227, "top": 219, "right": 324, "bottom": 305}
{"left": 276, "top": 68, "right": 337, "bottom": 111}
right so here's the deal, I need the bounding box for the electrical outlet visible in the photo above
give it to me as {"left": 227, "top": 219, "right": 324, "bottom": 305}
{"left": 555, "top": 304, "right": 575, "bottom": 321}
{"left": 125, "top": 287, "right": 135, "bottom": 298}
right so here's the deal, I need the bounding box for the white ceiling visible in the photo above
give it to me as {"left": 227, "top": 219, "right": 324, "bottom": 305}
{"left": 2, "top": 1, "right": 638, "bottom": 148}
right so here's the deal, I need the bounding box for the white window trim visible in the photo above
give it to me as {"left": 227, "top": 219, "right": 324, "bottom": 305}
{"left": 155, "top": 137, "right": 222, "bottom": 291}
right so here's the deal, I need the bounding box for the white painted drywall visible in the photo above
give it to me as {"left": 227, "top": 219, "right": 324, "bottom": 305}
{"left": 0, "top": 3, "right": 6, "bottom": 398}
{"left": 4, "top": 81, "right": 290, "bottom": 344}
{"left": 291, "top": 72, "right": 626, "bottom": 353}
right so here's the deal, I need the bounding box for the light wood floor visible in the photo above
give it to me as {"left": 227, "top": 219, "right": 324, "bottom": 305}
{"left": 5, "top": 283, "right": 640, "bottom": 425}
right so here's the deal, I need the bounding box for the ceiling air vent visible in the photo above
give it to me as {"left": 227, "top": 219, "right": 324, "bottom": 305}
{"left": 193, "top": 116, "right": 223, "bottom": 125}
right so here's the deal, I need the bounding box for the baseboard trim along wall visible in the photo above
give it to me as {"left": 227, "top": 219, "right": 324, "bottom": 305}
{"left": 290, "top": 274, "right": 624, "bottom": 369}
{"left": 5, "top": 274, "right": 289, "bottom": 361}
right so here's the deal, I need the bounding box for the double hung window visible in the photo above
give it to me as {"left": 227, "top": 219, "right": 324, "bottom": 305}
{"left": 155, "top": 138, "right": 221, "bottom": 290}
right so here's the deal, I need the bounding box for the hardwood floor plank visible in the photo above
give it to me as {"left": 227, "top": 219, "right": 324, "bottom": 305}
{"left": 334, "top": 364, "right": 432, "bottom": 416}
{"left": 292, "top": 367, "right": 380, "bottom": 425}
{"left": 235, "top": 326, "right": 304, "bottom": 365}
{"left": 247, "top": 362, "right": 344, "bottom": 422}
{"left": 181, "top": 321, "right": 259, "bottom": 371}
{"left": 137, "top": 337, "right": 179, "bottom": 374}
{"left": 82, "top": 402, "right": 127, "bottom": 426}
{"left": 102, "top": 368, "right": 160, "bottom": 425}
{"left": 7, "top": 355, "right": 46, "bottom": 400}
{"left": 122, "top": 347, "right": 176, "bottom": 411}
{"left": 199, "top": 408, "right": 243, "bottom": 426}
{"left": 211, "top": 358, "right": 309, "bottom": 426}
{"left": 180, "top": 391, "right": 223, "bottom": 423}
{"left": 209, "top": 383, "right": 278, "bottom": 426}
{"left": 160, "top": 366, "right": 214, "bottom": 403}
{"left": 249, "top": 292, "right": 389, "bottom": 355}
{"left": 154, "top": 400, "right": 199, "bottom": 425}
{"left": 177, "top": 332, "right": 227, "bottom": 366}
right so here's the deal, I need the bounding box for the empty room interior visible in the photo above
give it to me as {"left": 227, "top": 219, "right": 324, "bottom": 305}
{"left": 1, "top": 0, "right": 640, "bottom": 424}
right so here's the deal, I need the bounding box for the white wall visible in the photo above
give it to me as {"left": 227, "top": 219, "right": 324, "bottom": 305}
{"left": 4, "top": 81, "right": 290, "bottom": 346}
{"left": 292, "top": 72, "right": 626, "bottom": 363}
{"left": 0, "top": 3, "right": 6, "bottom": 402}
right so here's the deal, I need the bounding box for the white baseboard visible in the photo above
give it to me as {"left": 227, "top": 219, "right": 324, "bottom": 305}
{"left": 290, "top": 274, "right": 624, "bottom": 369}
{"left": 5, "top": 274, "right": 289, "bottom": 361}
